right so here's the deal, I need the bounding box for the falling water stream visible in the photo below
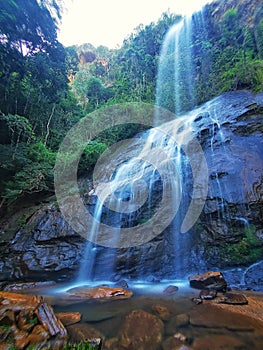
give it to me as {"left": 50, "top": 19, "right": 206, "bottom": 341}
{"left": 77, "top": 9, "right": 212, "bottom": 283}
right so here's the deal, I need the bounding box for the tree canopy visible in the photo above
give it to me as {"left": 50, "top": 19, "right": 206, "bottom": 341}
{"left": 0, "top": 0, "right": 263, "bottom": 213}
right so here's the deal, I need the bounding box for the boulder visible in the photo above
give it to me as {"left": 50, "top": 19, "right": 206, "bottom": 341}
{"left": 118, "top": 309, "right": 164, "bottom": 350}
{"left": 166, "top": 314, "right": 190, "bottom": 335}
{"left": 189, "top": 272, "right": 227, "bottom": 291}
{"left": 55, "top": 312, "right": 81, "bottom": 326}
{"left": 66, "top": 286, "right": 133, "bottom": 300}
{"left": 189, "top": 302, "right": 262, "bottom": 331}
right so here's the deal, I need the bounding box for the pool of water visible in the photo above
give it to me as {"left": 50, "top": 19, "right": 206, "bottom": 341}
{"left": 30, "top": 280, "right": 263, "bottom": 349}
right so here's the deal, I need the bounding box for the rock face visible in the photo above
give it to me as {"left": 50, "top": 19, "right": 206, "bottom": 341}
{"left": 0, "top": 91, "right": 262, "bottom": 289}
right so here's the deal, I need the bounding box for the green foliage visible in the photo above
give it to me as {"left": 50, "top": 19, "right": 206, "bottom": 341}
{"left": 1, "top": 1, "right": 263, "bottom": 210}
{"left": 78, "top": 141, "right": 108, "bottom": 174}
{"left": 224, "top": 225, "right": 263, "bottom": 264}
{"left": 63, "top": 341, "right": 100, "bottom": 350}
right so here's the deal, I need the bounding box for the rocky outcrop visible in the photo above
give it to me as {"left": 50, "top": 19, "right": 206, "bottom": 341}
{"left": 0, "top": 292, "right": 67, "bottom": 348}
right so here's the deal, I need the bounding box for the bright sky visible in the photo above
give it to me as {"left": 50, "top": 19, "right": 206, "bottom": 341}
{"left": 58, "top": 0, "right": 212, "bottom": 49}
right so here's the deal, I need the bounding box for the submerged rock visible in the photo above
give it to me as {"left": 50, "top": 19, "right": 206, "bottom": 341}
{"left": 151, "top": 304, "right": 170, "bottom": 321}
{"left": 163, "top": 285, "right": 179, "bottom": 295}
{"left": 66, "top": 323, "right": 104, "bottom": 345}
{"left": 162, "top": 334, "right": 188, "bottom": 350}
{"left": 66, "top": 286, "right": 133, "bottom": 300}
{"left": 192, "top": 334, "right": 244, "bottom": 350}
{"left": 189, "top": 301, "right": 262, "bottom": 331}
{"left": 189, "top": 271, "right": 227, "bottom": 291}
{"left": 118, "top": 309, "right": 164, "bottom": 350}
{"left": 166, "top": 314, "right": 190, "bottom": 335}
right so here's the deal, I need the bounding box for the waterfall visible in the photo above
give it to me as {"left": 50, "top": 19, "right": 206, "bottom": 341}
{"left": 156, "top": 16, "right": 196, "bottom": 116}
{"left": 77, "top": 8, "right": 211, "bottom": 282}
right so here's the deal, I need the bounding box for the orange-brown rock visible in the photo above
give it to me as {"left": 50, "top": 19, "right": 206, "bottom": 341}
{"left": 0, "top": 292, "right": 41, "bottom": 309}
{"left": 15, "top": 337, "right": 30, "bottom": 349}
{"left": 56, "top": 312, "right": 81, "bottom": 326}
{"left": 209, "top": 292, "right": 263, "bottom": 328}
{"left": 189, "top": 302, "right": 262, "bottom": 331}
{"left": 66, "top": 286, "right": 133, "bottom": 299}
{"left": 14, "top": 330, "right": 30, "bottom": 349}
{"left": 118, "top": 309, "right": 164, "bottom": 350}
{"left": 16, "top": 310, "right": 35, "bottom": 332}
{"left": 192, "top": 334, "right": 245, "bottom": 350}
{"left": 0, "top": 291, "right": 68, "bottom": 348}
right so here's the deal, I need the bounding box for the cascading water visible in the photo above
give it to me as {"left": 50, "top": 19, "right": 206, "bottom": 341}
{"left": 77, "top": 10, "right": 210, "bottom": 283}
{"left": 75, "top": 6, "right": 257, "bottom": 284}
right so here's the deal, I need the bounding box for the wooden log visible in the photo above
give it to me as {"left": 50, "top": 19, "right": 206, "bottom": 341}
{"left": 36, "top": 303, "right": 67, "bottom": 337}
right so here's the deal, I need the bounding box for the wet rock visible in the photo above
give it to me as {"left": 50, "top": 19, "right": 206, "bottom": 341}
{"left": 66, "top": 323, "right": 104, "bottom": 344}
{"left": 192, "top": 334, "right": 244, "bottom": 350}
{"left": 31, "top": 324, "right": 50, "bottom": 340}
{"left": 104, "top": 337, "right": 118, "bottom": 349}
{"left": 3, "top": 281, "right": 56, "bottom": 292}
{"left": 15, "top": 333, "right": 30, "bottom": 349}
{"left": 191, "top": 297, "right": 203, "bottom": 305}
{"left": 16, "top": 310, "right": 35, "bottom": 332}
{"left": 199, "top": 289, "right": 217, "bottom": 300}
{"left": 55, "top": 312, "right": 81, "bottom": 326}
{"left": 166, "top": 314, "right": 190, "bottom": 335}
{"left": 163, "top": 285, "right": 179, "bottom": 295}
{"left": 0, "top": 310, "right": 15, "bottom": 326}
{"left": 66, "top": 286, "right": 133, "bottom": 300}
{"left": 0, "top": 291, "right": 68, "bottom": 348}
{"left": 151, "top": 304, "right": 170, "bottom": 321}
{"left": 162, "top": 334, "right": 186, "bottom": 350}
{"left": 210, "top": 293, "right": 263, "bottom": 328}
{"left": 217, "top": 292, "right": 248, "bottom": 305}
{"left": 118, "top": 309, "right": 164, "bottom": 350}
{"left": 114, "top": 279, "right": 129, "bottom": 289}
{"left": 189, "top": 303, "right": 260, "bottom": 330}
{"left": 189, "top": 272, "right": 227, "bottom": 291}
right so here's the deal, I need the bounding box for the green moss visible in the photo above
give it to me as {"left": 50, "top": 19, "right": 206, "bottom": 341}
{"left": 224, "top": 225, "right": 263, "bottom": 264}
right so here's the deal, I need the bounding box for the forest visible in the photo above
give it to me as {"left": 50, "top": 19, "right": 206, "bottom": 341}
{"left": 0, "top": 0, "right": 263, "bottom": 213}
